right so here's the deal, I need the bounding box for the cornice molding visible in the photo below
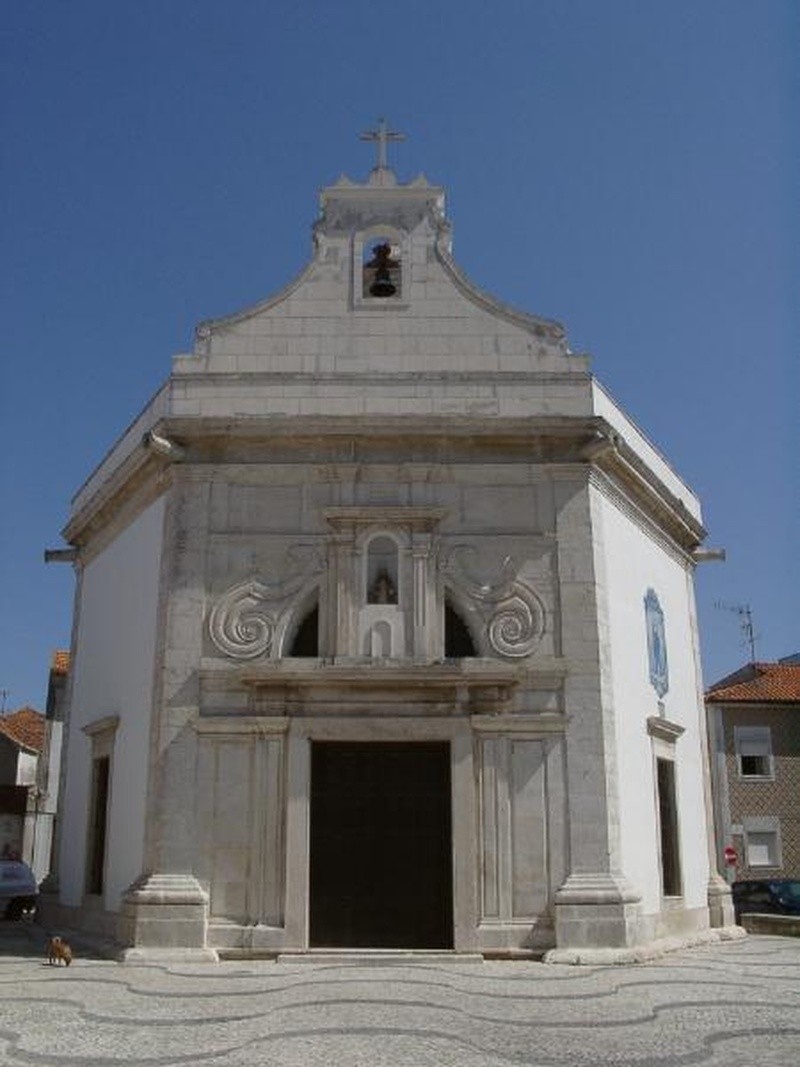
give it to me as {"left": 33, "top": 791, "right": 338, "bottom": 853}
{"left": 162, "top": 412, "right": 601, "bottom": 439}
{"left": 170, "top": 369, "right": 590, "bottom": 386}
{"left": 588, "top": 466, "right": 700, "bottom": 561}
{"left": 589, "top": 428, "right": 705, "bottom": 547}
{"left": 64, "top": 465, "right": 170, "bottom": 561}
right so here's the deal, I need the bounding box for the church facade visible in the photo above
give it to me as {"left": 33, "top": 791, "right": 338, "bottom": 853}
{"left": 50, "top": 132, "right": 737, "bottom": 961}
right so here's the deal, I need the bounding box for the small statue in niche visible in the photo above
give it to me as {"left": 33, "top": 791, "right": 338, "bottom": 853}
{"left": 366, "top": 242, "right": 399, "bottom": 297}
{"left": 368, "top": 566, "right": 397, "bottom": 604}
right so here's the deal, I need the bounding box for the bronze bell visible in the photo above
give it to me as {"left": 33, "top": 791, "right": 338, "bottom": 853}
{"left": 369, "top": 271, "right": 396, "bottom": 297}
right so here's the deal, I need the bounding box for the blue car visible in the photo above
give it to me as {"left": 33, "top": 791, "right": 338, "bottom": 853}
{"left": 0, "top": 859, "right": 39, "bottom": 920}
{"left": 732, "top": 879, "right": 800, "bottom": 922}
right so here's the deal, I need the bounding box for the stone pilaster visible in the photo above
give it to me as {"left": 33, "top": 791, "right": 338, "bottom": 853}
{"left": 549, "top": 473, "right": 645, "bottom": 956}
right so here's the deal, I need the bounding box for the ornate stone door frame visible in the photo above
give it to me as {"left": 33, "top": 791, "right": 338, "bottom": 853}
{"left": 283, "top": 715, "right": 477, "bottom": 952}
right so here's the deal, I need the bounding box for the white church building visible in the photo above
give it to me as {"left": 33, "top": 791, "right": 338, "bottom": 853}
{"left": 49, "top": 125, "right": 737, "bottom": 961}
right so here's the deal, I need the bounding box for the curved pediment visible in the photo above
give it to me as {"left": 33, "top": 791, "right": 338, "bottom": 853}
{"left": 176, "top": 168, "right": 583, "bottom": 384}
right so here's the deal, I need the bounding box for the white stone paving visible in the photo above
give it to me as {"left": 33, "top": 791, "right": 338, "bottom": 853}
{"left": 0, "top": 924, "right": 798, "bottom": 1066}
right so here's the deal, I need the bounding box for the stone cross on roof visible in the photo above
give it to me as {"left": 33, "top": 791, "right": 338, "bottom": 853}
{"left": 360, "top": 118, "right": 406, "bottom": 171}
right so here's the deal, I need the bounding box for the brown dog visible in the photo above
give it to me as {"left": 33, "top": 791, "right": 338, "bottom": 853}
{"left": 46, "top": 936, "right": 73, "bottom": 966}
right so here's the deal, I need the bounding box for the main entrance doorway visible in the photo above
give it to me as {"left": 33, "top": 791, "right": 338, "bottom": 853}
{"left": 309, "top": 742, "right": 453, "bottom": 948}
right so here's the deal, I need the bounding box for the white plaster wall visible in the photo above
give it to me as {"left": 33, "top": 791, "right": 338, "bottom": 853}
{"left": 593, "top": 487, "right": 709, "bottom": 914}
{"left": 59, "top": 496, "right": 166, "bottom": 910}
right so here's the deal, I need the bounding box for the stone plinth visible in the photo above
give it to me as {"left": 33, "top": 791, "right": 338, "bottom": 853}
{"left": 707, "top": 874, "right": 736, "bottom": 927}
{"left": 546, "top": 872, "right": 644, "bottom": 961}
{"left": 119, "top": 873, "right": 218, "bottom": 963}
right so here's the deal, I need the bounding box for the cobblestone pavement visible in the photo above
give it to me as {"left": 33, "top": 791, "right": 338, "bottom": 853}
{"left": 0, "top": 922, "right": 798, "bottom": 1066}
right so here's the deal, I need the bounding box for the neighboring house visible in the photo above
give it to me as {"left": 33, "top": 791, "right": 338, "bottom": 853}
{"left": 38, "top": 651, "right": 69, "bottom": 882}
{"left": 0, "top": 652, "right": 69, "bottom": 883}
{"left": 49, "top": 130, "right": 734, "bottom": 962}
{"left": 0, "top": 706, "right": 45, "bottom": 873}
{"left": 707, "top": 658, "right": 800, "bottom": 880}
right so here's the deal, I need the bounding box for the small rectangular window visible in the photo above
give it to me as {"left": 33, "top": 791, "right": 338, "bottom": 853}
{"left": 746, "top": 819, "right": 785, "bottom": 870}
{"left": 740, "top": 753, "right": 770, "bottom": 776}
{"left": 735, "top": 727, "right": 773, "bottom": 779}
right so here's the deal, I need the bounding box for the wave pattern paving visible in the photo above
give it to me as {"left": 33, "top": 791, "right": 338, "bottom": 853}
{"left": 0, "top": 930, "right": 798, "bottom": 1066}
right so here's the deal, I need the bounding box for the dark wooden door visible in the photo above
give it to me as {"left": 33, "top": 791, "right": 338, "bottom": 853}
{"left": 309, "top": 742, "right": 453, "bottom": 948}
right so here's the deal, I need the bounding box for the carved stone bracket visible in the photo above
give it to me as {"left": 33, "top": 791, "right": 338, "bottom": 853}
{"left": 443, "top": 545, "right": 546, "bottom": 659}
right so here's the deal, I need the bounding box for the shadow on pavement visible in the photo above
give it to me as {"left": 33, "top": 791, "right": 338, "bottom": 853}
{"left": 0, "top": 918, "right": 115, "bottom": 961}
{"left": 0, "top": 917, "right": 47, "bottom": 959}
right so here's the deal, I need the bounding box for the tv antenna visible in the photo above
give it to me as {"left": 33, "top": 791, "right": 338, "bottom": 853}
{"left": 0, "top": 689, "right": 8, "bottom": 715}
{"left": 714, "top": 601, "right": 758, "bottom": 663}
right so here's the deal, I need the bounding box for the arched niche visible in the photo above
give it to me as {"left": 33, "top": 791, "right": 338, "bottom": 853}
{"left": 365, "top": 534, "right": 400, "bottom": 605}
{"left": 365, "top": 619, "right": 393, "bottom": 658}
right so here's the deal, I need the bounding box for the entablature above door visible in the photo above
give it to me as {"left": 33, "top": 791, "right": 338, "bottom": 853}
{"left": 198, "top": 657, "right": 567, "bottom": 718}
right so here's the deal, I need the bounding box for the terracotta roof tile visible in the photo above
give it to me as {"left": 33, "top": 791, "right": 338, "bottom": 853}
{"left": 706, "top": 662, "right": 800, "bottom": 703}
{"left": 50, "top": 650, "right": 70, "bottom": 675}
{"left": 0, "top": 707, "right": 46, "bottom": 753}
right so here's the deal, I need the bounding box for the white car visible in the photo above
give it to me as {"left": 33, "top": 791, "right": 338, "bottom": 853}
{"left": 0, "top": 860, "right": 39, "bottom": 919}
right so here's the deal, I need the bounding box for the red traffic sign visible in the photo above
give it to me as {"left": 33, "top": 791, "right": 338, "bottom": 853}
{"left": 723, "top": 845, "right": 737, "bottom": 865}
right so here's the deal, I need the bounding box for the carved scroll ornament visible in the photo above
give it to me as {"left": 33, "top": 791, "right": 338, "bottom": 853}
{"left": 208, "top": 580, "right": 275, "bottom": 659}
{"left": 487, "top": 590, "right": 543, "bottom": 658}
{"left": 208, "top": 544, "right": 325, "bottom": 660}
{"left": 444, "top": 545, "right": 545, "bottom": 659}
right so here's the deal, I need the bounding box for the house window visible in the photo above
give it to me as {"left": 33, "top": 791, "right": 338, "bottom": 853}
{"left": 743, "top": 817, "right": 782, "bottom": 868}
{"left": 735, "top": 726, "right": 773, "bottom": 779}
{"left": 656, "top": 757, "right": 682, "bottom": 896}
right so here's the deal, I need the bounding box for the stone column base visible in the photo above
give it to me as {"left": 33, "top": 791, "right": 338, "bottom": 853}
{"left": 118, "top": 873, "right": 218, "bottom": 964}
{"left": 544, "top": 871, "right": 747, "bottom": 964}
{"left": 545, "top": 925, "right": 746, "bottom": 965}
{"left": 548, "top": 872, "right": 644, "bottom": 957}
{"left": 707, "top": 873, "right": 736, "bottom": 928}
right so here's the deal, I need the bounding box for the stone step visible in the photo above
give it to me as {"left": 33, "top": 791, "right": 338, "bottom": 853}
{"left": 276, "top": 949, "right": 485, "bottom": 965}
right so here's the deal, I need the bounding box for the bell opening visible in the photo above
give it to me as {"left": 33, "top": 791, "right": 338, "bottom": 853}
{"left": 363, "top": 239, "right": 401, "bottom": 299}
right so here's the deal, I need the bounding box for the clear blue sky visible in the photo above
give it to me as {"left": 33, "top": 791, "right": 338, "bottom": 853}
{"left": 2, "top": 0, "right": 797, "bottom": 711}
